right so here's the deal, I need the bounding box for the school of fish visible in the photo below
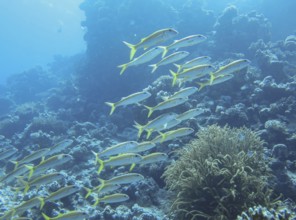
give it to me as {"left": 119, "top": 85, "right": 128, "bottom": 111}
{"left": 0, "top": 27, "right": 250, "bottom": 220}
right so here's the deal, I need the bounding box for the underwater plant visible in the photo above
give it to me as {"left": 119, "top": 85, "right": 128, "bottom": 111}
{"left": 163, "top": 125, "right": 278, "bottom": 220}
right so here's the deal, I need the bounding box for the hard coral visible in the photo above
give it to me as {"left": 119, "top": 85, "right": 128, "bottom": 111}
{"left": 163, "top": 125, "right": 277, "bottom": 220}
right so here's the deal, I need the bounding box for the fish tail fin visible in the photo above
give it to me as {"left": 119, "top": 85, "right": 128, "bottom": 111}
{"left": 84, "top": 187, "right": 92, "bottom": 199}
{"left": 159, "top": 132, "right": 167, "bottom": 143}
{"left": 149, "top": 64, "right": 158, "bottom": 73}
{"left": 91, "top": 151, "right": 99, "bottom": 165}
{"left": 210, "top": 73, "right": 215, "bottom": 85}
{"left": 129, "top": 163, "right": 136, "bottom": 171}
{"left": 118, "top": 63, "right": 128, "bottom": 75}
{"left": 144, "top": 105, "right": 154, "bottom": 118}
{"left": 197, "top": 82, "right": 207, "bottom": 91}
{"left": 161, "top": 46, "right": 168, "bottom": 58}
{"left": 42, "top": 213, "right": 51, "bottom": 220}
{"left": 170, "top": 70, "right": 178, "bottom": 86}
{"left": 134, "top": 121, "right": 144, "bottom": 138}
{"left": 17, "top": 177, "right": 30, "bottom": 194}
{"left": 97, "top": 178, "right": 105, "bottom": 193}
{"left": 173, "top": 63, "right": 182, "bottom": 72}
{"left": 105, "top": 102, "right": 116, "bottom": 115}
{"left": 146, "top": 129, "right": 154, "bottom": 139}
{"left": 93, "top": 198, "right": 100, "bottom": 206}
{"left": 25, "top": 165, "right": 34, "bottom": 180}
{"left": 123, "top": 41, "right": 137, "bottom": 60}
{"left": 97, "top": 159, "right": 104, "bottom": 175}
{"left": 39, "top": 197, "right": 45, "bottom": 210}
{"left": 10, "top": 161, "right": 19, "bottom": 170}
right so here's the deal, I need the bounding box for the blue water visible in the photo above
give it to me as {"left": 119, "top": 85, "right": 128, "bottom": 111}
{"left": 0, "top": 0, "right": 85, "bottom": 85}
{"left": 1, "top": 1, "right": 296, "bottom": 219}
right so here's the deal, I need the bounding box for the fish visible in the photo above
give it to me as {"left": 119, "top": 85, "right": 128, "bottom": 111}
{"left": 96, "top": 153, "right": 142, "bottom": 174}
{"left": 14, "top": 197, "right": 44, "bottom": 216}
{"left": 47, "top": 139, "right": 74, "bottom": 156}
{"left": 43, "top": 185, "right": 80, "bottom": 208}
{"left": 84, "top": 183, "right": 121, "bottom": 198}
{"left": 94, "top": 193, "right": 129, "bottom": 206}
{"left": 11, "top": 148, "right": 50, "bottom": 170}
{"left": 0, "top": 210, "right": 15, "bottom": 220}
{"left": 0, "top": 148, "right": 18, "bottom": 161}
{"left": 133, "top": 112, "right": 178, "bottom": 138}
{"left": 129, "top": 141, "right": 156, "bottom": 153}
{"left": 17, "top": 172, "right": 64, "bottom": 194}
{"left": 161, "top": 87, "right": 198, "bottom": 100}
{"left": 123, "top": 28, "right": 178, "bottom": 60}
{"left": 99, "top": 173, "right": 144, "bottom": 186}
{"left": 92, "top": 141, "right": 139, "bottom": 160}
{"left": 0, "top": 164, "right": 32, "bottom": 184}
{"left": 152, "top": 127, "right": 194, "bottom": 143}
{"left": 42, "top": 211, "right": 89, "bottom": 220}
{"left": 26, "top": 154, "right": 73, "bottom": 179}
{"left": 214, "top": 59, "right": 250, "bottom": 76}
{"left": 176, "top": 108, "right": 204, "bottom": 122}
{"left": 144, "top": 97, "right": 187, "bottom": 118}
{"left": 170, "top": 64, "right": 215, "bottom": 86}
{"left": 105, "top": 91, "right": 151, "bottom": 115}
{"left": 138, "top": 152, "right": 168, "bottom": 165}
{"left": 174, "top": 56, "right": 211, "bottom": 72}
{"left": 161, "top": 34, "right": 207, "bottom": 57}
{"left": 118, "top": 46, "right": 164, "bottom": 75}
{"left": 197, "top": 74, "right": 234, "bottom": 91}
{"left": 149, "top": 51, "right": 189, "bottom": 73}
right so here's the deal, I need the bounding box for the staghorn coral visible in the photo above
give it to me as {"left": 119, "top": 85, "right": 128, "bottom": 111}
{"left": 163, "top": 125, "right": 277, "bottom": 220}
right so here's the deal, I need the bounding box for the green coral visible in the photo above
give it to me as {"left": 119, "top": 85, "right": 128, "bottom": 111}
{"left": 163, "top": 125, "right": 278, "bottom": 220}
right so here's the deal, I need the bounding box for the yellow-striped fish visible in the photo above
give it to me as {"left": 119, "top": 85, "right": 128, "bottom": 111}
{"left": 94, "top": 193, "right": 129, "bottom": 206}
{"left": 149, "top": 51, "right": 189, "bottom": 73}
{"left": 174, "top": 56, "right": 211, "bottom": 73}
{"left": 105, "top": 91, "right": 151, "bottom": 115}
{"left": 123, "top": 28, "right": 178, "bottom": 60}
{"left": 42, "top": 211, "right": 89, "bottom": 220}
{"left": 118, "top": 46, "right": 164, "bottom": 75}
{"left": 96, "top": 153, "right": 142, "bottom": 174}
{"left": 214, "top": 59, "right": 250, "bottom": 76}
{"left": 134, "top": 112, "right": 177, "bottom": 138}
{"left": 144, "top": 97, "right": 187, "bottom": 118}
{"left": 161, "top": 34, "right": 207, "bottom": 57}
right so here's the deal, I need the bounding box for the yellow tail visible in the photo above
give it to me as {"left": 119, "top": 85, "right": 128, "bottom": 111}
{"left": 159, "top": 132, "right": 167, "bottom": 143}
{"left": 134, "top": 121, "right": 144, "bottom": 138}
{"left": 161, "top": 46, "right": 169, "bottom": 58}
{"left": 97, "top": 178, "right": 105, "bottom": 193}
{"left": 97, "top": 159, "right": 104, "bottom": 175}
{"left": 170, "top": 70, "right": 178, "bottom": 86}
{"left": 105, "top": 102, "right": 116, "bottom": 115}
{"left": 10, "top": 160, "right": 19, "bottom": 170}
{"left": 118, "top": 63, "right": 128, "bottom": 75}
{"left": 146, "top": 129, "right": 154, "bottom": 139}
{"left": 197, "top": 82, "right": 207, "bottom": 91}
{"left": 42, "top": 213, "right": 51, "bottom": 220}
{"left": 173, "top": 63, "right": 182, "bottom": 72}
{"left": 25, "top": 165, "right": 34, "bottom": 180}
{"left": 129, "top": 163, "right": 136, "bottom": 171}
{"left": 144, "top": 105, "right": 154, "bottom": 118}
{"left": 123, "top": 41, "right": 137, "bottom": 60}
{"left": 39, "top": 197, "right": 45, "bottom": 210}
{"left": 149, "top": 64, "right": 158, "bottom": 73}
{"left": 17, "top": 177, "right": 30, "bottom": 194}
{"left": 209, "top": 73, "right": 215, "bottom": 85}
{"left": 84, "top": 187, "right": 92, "bottom": 199}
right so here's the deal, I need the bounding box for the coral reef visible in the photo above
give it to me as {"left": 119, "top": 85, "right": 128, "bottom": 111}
{"left": 163, "top": 125, "right": 276, "bottom": 220}
{"left": 213, "top": 6, "right": 271, "bottom": 56}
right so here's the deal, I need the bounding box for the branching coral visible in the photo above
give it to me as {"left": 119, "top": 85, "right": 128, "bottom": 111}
{"left": 163, "top": 125, "right": 277, "bottom": 220}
